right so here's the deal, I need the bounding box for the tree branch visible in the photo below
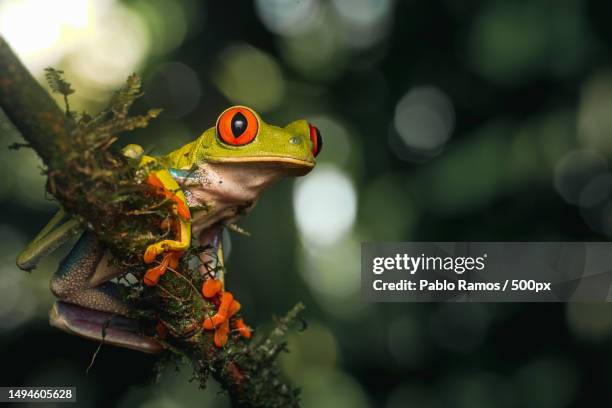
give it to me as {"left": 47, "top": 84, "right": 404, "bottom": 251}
{"left": 0, "top": 37, "right": 71, "bottom": 168}
{"left": 0, "top": 36, "right": 302, "bottom": 407}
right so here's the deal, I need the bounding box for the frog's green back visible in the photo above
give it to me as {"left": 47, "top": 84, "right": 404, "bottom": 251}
{"left": 164, "top": 136, "right": 207, "bottom": 169}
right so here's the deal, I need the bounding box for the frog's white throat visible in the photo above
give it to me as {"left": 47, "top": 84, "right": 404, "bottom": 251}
{"left": 180, "top": 162, "right": 284, "bottom": 236}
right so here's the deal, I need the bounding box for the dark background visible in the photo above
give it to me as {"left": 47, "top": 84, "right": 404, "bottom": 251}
{"left": 1, "top": 0, "right": 612, "bottom": 406}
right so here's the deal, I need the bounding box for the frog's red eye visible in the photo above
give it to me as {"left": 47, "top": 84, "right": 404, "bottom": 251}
{"left": 308, "top": 123, "right": 322, "bottom": 157}
{"left": 216, "top": 106, "right": 259, "bottom": 146}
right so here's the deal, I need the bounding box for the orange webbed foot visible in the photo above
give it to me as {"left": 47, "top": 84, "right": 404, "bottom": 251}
{"left": 201, "top": 285, "right": 248, "bottom": 347}
{"left": 143, "top": 251, "right": 182, "bottom": 287}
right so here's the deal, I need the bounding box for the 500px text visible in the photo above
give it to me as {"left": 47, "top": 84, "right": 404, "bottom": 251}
{"left": 373, "top": 279, "right": 552, "bottom": 293}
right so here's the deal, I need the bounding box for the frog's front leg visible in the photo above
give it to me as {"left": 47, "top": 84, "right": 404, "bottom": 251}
{"left": 141, "top": 169, "right": 191, "bottom": 286}
{"left": 50, "top": 232, "right": 163, "bottom": 353}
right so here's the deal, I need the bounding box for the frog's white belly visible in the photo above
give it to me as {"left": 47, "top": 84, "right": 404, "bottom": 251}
{"left": 174, "top": 163, "right": 281, "bottom": 237}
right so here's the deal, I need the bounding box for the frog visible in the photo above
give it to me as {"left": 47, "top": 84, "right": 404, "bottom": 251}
{"left": 16, "top": 105, "right": 322, "bottom": 353}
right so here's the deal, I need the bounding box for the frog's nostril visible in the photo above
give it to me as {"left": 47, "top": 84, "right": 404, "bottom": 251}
{"left": 289, "top": 136, "right": 301, "bottom": 145}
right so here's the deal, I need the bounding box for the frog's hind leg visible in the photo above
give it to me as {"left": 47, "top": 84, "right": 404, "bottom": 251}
{"left": 49, "top": 232, "right": 162, "bottom": 353}
{"left": 17, "top": 209, "right": 83, "bottom": 272}
{"left": 50, "top": 232, "right": 129, "bottom": 316}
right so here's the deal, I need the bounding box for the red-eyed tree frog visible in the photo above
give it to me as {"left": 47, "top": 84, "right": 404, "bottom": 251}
{"left": 16, "top": 106, "right": 322, "bottom": 353}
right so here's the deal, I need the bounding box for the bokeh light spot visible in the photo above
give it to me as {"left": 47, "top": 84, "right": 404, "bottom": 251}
{"left": 330, "top": 0, "right": 393, "bottom": 48}
{"left": 212, "top": 44, "right": 285, "bottom": 112}
{"left": 278, "top": 8, "right": 347, "bottom": 81}
{"left": 467, "top": 3, "right": 547, "bottom": 83}
{"left": 578, "top": 71, "right": 612, "bottom": 155}
{"left": 553, "top": 149, "right": 608, "bottom": 205}
{"left": 392, "top": 86, "right": 454, "bottom": 160}
{"left": 131, "top": 0, "right": 190, "bottom": 56}
{"left": 579, "top": 173, "right": 612, "bottom": 237}
{"left": 281, "top": 323, "right": 338, "bottom": 381}
{"left": 68, "top": 4, "right": 150, "bottom": 88}
{"left": 566, "top": 303, "right": 612, "bottom": 342}
{"left": 299, "top": 367, "right": 369, "bottom": 408}
{"left": 293, "top": 164, "right": 357, "bottom": 247}
{"left": 0, "top": 0, "right": 91, "bottom": 72}
{"left": 255, "top": 0, "right": 320, "bottom": 37}
{"left": 299, "top": 235, "right": 361, "bottom": 304}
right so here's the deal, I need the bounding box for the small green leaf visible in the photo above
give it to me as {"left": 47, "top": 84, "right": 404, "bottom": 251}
{"left": 44, "top": 67, "right": 74, "bottom": 96}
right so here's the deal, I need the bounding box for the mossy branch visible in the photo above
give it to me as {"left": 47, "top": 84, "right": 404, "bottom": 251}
{"left": 0, "top": 36, "right": 302, "bottom": 407}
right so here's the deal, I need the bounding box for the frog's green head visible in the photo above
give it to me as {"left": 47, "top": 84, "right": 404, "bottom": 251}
{"left": 177, "top": 106, "right": 322, "bottom": 175}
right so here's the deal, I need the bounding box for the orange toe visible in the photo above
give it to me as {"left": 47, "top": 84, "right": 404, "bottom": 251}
{"left": 143, "top": 246, "right": 159, "bottom": 264}
{"left": 202, "top": 279, "right": 223, "bottom": 298}
{"left": 214, "top": 320, "right": 230, "bottom": 347}
{"left": 203, "top": 313, "right": 227, "bottom": 330}
{"left": 228, "top": 299, "right": 241, "bottom": 317}
{"left": 203, "top": 292, "right": 234, "bottom": 329}
{"left": 168, "top": 251, "right": 182, "bottom": 269}
{"left": 234, "top": 318, "right": 252, "bottom": 339}
{"left": 217, "top": 292, "right": 234, "bottom": 316}
{"left": 143, "top": 254, "right": 170, "bottom": 286}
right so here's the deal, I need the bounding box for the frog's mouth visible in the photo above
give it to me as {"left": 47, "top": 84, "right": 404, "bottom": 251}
{"left": 204, "top": 156, "right": 315, "bottom": 175}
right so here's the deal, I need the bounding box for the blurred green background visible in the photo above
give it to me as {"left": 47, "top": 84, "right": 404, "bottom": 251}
{"left": 2, "top": 0, "right": 612, "bottom": 407}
